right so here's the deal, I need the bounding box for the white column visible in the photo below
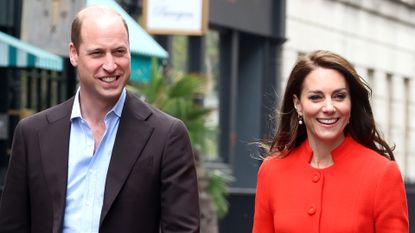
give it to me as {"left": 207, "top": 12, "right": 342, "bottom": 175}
{"left": 281, "top": 49, "right": 300, "bottom": 93}
{"left": 389, "top": 75, "right": 406, "bottom": 176}
{"left": 355, "top": 66, "right": 369, "bottom": 84}
{"left": 407, "top": 78, "right": 415, "bottom": 182}
{"left": 371, "top": 70, "right": 390, "bottom": 140}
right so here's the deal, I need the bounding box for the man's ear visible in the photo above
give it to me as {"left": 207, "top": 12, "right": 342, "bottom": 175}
{"left": 293, "top": 94, "right": 302, "bottom": 115}
{"left": 69, "top": 42, "right": 78, "bottom": 67}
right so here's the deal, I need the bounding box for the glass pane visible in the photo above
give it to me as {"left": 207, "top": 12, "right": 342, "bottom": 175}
{"left": 171, "top": 35, "right": 188, "bottom": 76}
{"left": 203, "top": 30, "right": 220, "bottom": 161}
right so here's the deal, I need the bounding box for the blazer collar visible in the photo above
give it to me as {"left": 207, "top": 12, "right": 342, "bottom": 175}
{"left": 100, "top": 92, "right": 154, "bottom": 224}
{"left": 38, "top": 97, "right": 74, "bottom": 233}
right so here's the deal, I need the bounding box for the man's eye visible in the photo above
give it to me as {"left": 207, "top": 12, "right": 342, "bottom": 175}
{"left": 90, "top": 51, "right": 103, "bottom": 56}
{"left": 114, "top": 50, "right": 126, "bottom": 56}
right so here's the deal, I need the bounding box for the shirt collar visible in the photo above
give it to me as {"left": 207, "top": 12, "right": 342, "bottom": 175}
{"left": 70, "top": 88, "right": 127, "bottom": 120}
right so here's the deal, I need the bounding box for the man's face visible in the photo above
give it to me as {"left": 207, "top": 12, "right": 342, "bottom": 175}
{"left": 69, "top": 14, "right": 130, "bottom": 105}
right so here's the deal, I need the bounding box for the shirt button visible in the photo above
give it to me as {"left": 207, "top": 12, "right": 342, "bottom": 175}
{"left": 308, "top": 204, "right": 316, "bottom": 215}
{"left": 312, "top": 172, "right": 320, "bottom": 183}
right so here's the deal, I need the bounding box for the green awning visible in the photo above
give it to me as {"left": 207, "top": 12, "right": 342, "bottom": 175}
{"left": 87, "top": 0, "right": 168, "bottom": 82}
{"left": 0, "top": 31, "right": 63, "bottom": 71}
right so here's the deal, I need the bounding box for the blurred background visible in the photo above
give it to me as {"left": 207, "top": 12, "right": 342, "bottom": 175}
{"left": 0, "top": 0, "right": 414, "bottom": 232}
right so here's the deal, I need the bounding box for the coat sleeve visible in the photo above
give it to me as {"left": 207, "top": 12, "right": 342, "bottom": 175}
{"left": 159, "top": 120, "right": 200, "bottom": 233}
{"left": 374, "top": 161, "right": 409, "bottom": 233}
{"left": 252, "top": 159, "right": 274, "bottom": 233}
{"left": 0, "top": 122, "right": 30, "bottom": 233}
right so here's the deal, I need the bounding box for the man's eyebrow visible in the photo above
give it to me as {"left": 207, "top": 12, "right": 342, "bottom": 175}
{"left": 86, "top": 48, "right": 103, "bottom": 53}
{"left": 113, "top": 46, "right": 128, "bottom": 51}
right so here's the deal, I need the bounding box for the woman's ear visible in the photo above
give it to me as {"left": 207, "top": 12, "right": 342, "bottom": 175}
{"left": 293, "top": 94, "right": 302, "bottom": 115}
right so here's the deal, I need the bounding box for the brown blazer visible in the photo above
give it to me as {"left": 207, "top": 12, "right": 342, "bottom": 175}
{"left": 0, "top": 92, "right": 200, "bottom": 233}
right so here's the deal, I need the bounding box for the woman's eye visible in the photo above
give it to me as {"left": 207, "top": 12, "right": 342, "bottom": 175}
{"left": 334, "top": 93, "right": 347, "bottom": 100}
{"left": 308, "top": 95, "right": 321, "bottom": 101}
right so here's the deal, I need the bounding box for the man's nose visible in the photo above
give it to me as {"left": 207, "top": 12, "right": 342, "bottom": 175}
{"left": 103, "top": 54, "right": 117, "bottom": 72}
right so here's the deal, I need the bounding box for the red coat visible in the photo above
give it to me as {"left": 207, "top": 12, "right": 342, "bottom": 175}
{"left": 253, "top": 136, "right": 408, "bottom": 233}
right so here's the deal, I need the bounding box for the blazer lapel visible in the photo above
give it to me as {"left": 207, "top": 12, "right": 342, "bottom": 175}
{"left": 100, "top": 93, "right": 154, "bottom": 224}
{"left": 38, "top": 98, "right": 73, "bottom": 233}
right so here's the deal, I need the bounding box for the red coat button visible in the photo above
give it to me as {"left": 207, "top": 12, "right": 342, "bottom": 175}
{"left": 308, "top": 204, "right": 316, "bottom": 215}
{"left": 312, "top": 172, "right": 320, "bottom": 183}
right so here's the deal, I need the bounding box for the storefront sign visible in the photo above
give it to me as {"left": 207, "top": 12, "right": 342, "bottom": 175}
{"left": 143, "top": 0, "right": 209, "bottom": 35}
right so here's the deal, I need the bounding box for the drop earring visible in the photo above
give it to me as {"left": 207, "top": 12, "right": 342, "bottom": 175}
{"left": 298, "top": 115, "right": 303, "bottom": 125}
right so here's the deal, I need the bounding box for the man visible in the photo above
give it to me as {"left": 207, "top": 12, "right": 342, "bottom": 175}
{"left": 0, "top": 5, "right": 200, "bottom": 233}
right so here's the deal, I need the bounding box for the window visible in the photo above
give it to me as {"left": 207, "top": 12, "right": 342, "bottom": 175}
{"left": 203, "top": 30, "right": 220, "bottom": 161}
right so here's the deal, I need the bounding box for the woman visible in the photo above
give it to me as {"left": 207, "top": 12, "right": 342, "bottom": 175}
{"left": 252, "top": 50, "right": 408, "bottom": 233}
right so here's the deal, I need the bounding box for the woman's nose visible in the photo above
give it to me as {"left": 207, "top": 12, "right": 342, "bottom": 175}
{"left": 322, "top": 100, "right": 336, "bottom": 113}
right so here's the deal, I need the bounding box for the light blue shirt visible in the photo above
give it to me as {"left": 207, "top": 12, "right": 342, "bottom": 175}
{"left": 63, "top": 88, "right": 126, "bottom": 233}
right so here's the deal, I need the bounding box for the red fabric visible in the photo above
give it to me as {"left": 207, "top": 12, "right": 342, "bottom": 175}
{"left": 253, "top": 136, "right": 408, "bottom": 233}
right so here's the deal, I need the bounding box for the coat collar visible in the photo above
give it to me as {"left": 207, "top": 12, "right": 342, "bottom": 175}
{"left": 299, "top": 135, "right": 354, "bottom": 167}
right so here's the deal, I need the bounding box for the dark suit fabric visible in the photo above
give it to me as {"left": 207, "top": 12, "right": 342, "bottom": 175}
{"left": 0, "top": 92, "right": 200, "bottom": 233}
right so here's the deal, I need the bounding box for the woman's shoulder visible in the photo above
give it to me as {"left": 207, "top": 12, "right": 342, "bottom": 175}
{"left": 347, "top": 138, "right": 400, "bottom": 175}
{"left": 348, "top": 139, "right": 393, "bottom": 164}
{"left": 259, "top": 148, "right": 303, "bottom": 173}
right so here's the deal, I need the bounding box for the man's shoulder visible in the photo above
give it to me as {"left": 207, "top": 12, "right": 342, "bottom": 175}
{"left": 18, "top": 97, "right": 74, "bottom": 129}
{"left": 125, "top": 92, "right": 180, "bottom": 124}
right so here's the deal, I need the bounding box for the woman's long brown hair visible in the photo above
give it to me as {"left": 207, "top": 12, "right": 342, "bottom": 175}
{"left": 266, "top": 50, "right": 395, "bottom": 160}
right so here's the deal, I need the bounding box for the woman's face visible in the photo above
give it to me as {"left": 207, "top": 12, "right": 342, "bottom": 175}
{"left": 293, "top": 67, "right": 351, "bottom": 146}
